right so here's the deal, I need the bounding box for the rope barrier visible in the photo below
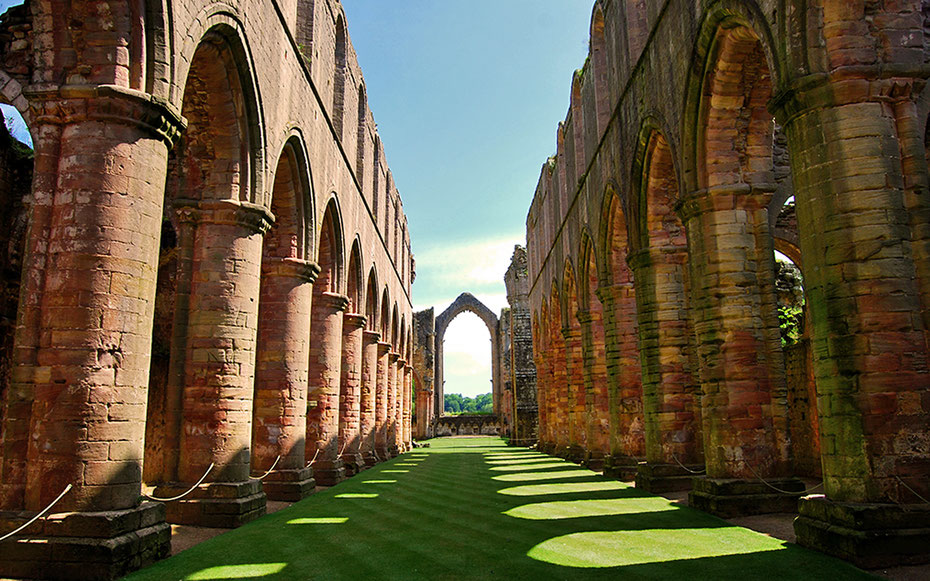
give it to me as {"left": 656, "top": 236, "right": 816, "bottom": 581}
{"left": 305, "top": 448, "right": 321, "bottom": 469}
{"left": 671, "top": 452, "right": 706, "bottom": 474}
{"left": 141, "top": 463, "right": 214, "bottom": 502}
{"left": 252, "top": 456, "right": 281, "bottom": 481}
{"left": 894, "top": 474, "right": 930, "bottom": 505}
{"left": 0, "top": 484, "right": 72, "bottom": 543}
{"left": 746, "top": 462, "right": 824, "bottom": 496}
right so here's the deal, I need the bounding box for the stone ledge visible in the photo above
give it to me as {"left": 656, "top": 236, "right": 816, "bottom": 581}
{"left": 0, "top": 504, "right": 170, "bottom": 581}
{"left": 261, "top": 468, "right": 316, "bottom": 503}
{"left": 635, "top": 462, "right": 704, "bottom": 493}
{"left": 154, "top": 481, "right": 266, "bottom": 528}
{"left": 795, "top": 495, "right": 930, "bottom": 569}
{"left": 689, "top": 477, "right": 805, "bottom": 518}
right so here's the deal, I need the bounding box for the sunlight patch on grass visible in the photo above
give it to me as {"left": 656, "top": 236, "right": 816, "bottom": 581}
{"left": 504, "top": 498, "right": 677, "bottom": 520}
{"left": 185, "top": 563, "right": 287, "bottom": 579}
{"left": 497, "top": 481, "right": 630, "bottom": 496}
{"left": 394, "top": 462, "right": 419, "bottom": 466}
{"left": 490, "top": 462, "right": 572, "bottom": 472}
{"left": 287, "top": 517, "right": 349, "bottom": 525}
{"left": 362, "top": 480, "right": 397, "bottom": 484}
{"left": 492, "top": 469, "right": 596, "bottom": 482}
{"left": 486, "top": 457, "right": 560, "bottom": 465}
{"left": 334, "top": 493, "right": 379, "bottom": 499}
{"left": 382, "top": 469, "right": 409, "bottom": 473}
{"left": 528, "top": 528, "right": 787, "bottom": 568}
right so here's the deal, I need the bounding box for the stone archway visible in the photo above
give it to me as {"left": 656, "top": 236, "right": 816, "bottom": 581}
{"left": 434, "top": 293, "right": 501, "bottom": 418}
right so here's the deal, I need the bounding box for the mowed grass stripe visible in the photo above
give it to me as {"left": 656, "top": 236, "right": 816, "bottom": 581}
{"left": 125, "top": 437, "right": 876, "bottom": 581}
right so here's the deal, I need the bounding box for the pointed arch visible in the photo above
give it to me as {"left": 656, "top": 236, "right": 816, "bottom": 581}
{"left": 365, "top": 268, "right": 379, "bottom": 331}
{"left": 346, "top": 238, "right": 363, "bottom": 313}
{"left": 267, "top": 135, "right": 315, "bottom": 261}
{"left": 590, "top": 3, "right": 610, "bottom": 135}
{"left": 380, "top": 288, "right": 391, "bottom": 340}
{"left": 333, "top": 15, "right": 348, "bottom": 138}
{"left": 317, "top": 197, "right": 345, "bottom": 294}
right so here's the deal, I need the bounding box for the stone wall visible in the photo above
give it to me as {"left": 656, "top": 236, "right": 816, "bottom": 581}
{"left": 525, "top": 0, "right": 930, "bottom": 567}
{"left": 434, "top": 415, "right": 501, "bottom": 437}
{"left": 0, "top": 0, "right": 417, "bottom": 577}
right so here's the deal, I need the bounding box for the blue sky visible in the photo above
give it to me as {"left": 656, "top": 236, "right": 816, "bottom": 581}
{"left": 342, "top": 1, "right": 593, "bottom": 396}
{"left": 0, "top": 0, "right": 594, "bottom": 397}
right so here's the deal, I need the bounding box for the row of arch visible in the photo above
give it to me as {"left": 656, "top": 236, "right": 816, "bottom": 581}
{"left": 529, "top": 0, "right": 930, "bottom": 541}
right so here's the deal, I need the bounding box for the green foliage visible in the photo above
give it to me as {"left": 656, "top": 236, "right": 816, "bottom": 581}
{"left": 775, "top": 259, "right": 805, "bottom": 347}
{"left": 444, "top": 392, "right": 493, "bottom": 415}
{"left": 778, "top": 304, "right": 804, "bottom": 347}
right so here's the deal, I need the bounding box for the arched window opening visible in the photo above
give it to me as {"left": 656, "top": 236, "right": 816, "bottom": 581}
{"left": 442, "top": 312, "right": 493, "bottom": 415}
{"left": 332, "top": 16, "right": 347, "bottom": 138}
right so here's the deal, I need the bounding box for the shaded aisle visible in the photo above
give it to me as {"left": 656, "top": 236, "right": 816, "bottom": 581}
{"left": 125, "top": 437, "right": 874, "bottom": 580}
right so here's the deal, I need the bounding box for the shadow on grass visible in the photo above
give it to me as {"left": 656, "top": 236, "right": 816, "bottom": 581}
{"left": 124, "top": 437, "right": 875, "bottom": 581}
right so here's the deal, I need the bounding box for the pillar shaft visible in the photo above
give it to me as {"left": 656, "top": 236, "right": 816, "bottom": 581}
{"left": 387, "top": 351, "right": 399, "bottom": 455}
{"left": 360, "top": 330, "right": 380, "bottom": 464}
{"left": 307, "top": 292, "right": 348, "bottom": 484}
{"left": 597, "top": 283, "right": 645, "bottom": 464}
{"left": 375, "top": 341, "right": 391, "bottom": 458}
{"left": 403, "top": 365, "right": 413, "bottom": 448}
{"left": 19, "top": 95, "right": 181, "bottom": 512}
{"left": 577, "top": 309, "right": 610, "bottom": 461}
{"left": 628, "top": 247, "right": 702, "bottom": 466}
{"left": 779, "top": 88, "right": 930, "bottom": 503}
{"left": 252, "top": 258, "right": 318, "bottom": 473}
{"left": 678, "top": 185, "right": 788, "bottom": 479}
{"left": 177, "top": 200, "right": 272, "bottom": 484}
{"left": 339, "top": 313, "right": 366, "bottom": 472}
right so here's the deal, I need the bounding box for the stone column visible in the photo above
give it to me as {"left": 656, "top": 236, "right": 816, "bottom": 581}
{"left": 403, "top": 364, "right": 413, "bottom": 449}
{"left": 576, "top": 309, "right": 609, "bottom": 469}
{"left": 562, "top": 325, "right": 585, "bottom": 462}
{"left": 776, "top": 78, "right": 930, "bottom": 566}
{"left": 251, "top": 258, "right": 319, "bottom": 501}
{"left": 597, "top": 283, "right": 645, "bottom": 480}
{"left": 1, "top": 88, "right": 182, "bottom": 577}
{"left": 306, "top": 292, "right": 348, "bottom": 486}
{"left": 677, "top": 186, "right": 802, "bottom": 516}
{"left": 163, "top": 199, "right": 271, "bottom": 526}
{"left": 628, "top": 247, "right": 704, "bottom": 493}
{"left": 533, "top": 348, "right": 551, "bottom": 452}
{"left": 360, "top": 329, "right": 380, "bottom": 466}
{"left": 375, "top": 341, "right": 391, "bottom": 459}
{"left": 387, "top": 351, "right": 400, "bottom": 456}
{"left": 339, "top": 313, "right": 367, "bottom": 475}
{"left": 550, "top": 327, "right": 569, "bottom": 453}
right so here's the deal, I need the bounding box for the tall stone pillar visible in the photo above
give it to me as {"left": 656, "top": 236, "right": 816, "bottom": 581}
{"left": 339, "top": 313, "right": 367, "bottom": 475}
{"left": 164, "top": 199, "right": 271, "bottom": 526}
{"left": 576, "top": 309, "right": 609, "bottom": 468}
{"left": 251, "top": 258, "right": 319, "bottom": 501}
{"left": 375, "top": 341, "right": 391, "bottom": 459}
{"left": 628, "top": 247, "right": 704, "bottom": 493}
{"left": 307, "top": 292, "right": 348, "bottom": 486}
{"left": 534, "top": 348, "right": 552, "bottom": 452}
{"left": 400, "top": 361, "right": 413, "bottom": 452}
{"left": 0, "top": 89, "right": 182, "bottom": 578}
{"left": 562, "top": 325, "right": 585, "bottom": 462}
{"left": 677, "top": 186, "right": 802, "bottom": 516}
{"left": 387, "top": 351, "right": 400, "bottom": 456}
{"left": 360, "top": 329, "right": 380, "bottom": 466}
{"left": 597, "top": 283, "right": 645, "bottom": 479}
{"left": 550, "top": 326, "right": 569, "bottom": 453}
{"left": 776, "top": 78, "right": 930, "bottom": 567}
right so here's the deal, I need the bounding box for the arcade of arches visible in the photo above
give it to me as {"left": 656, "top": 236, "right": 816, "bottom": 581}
{"left": 0, "top": 0, "right": 926, "bottom": 578}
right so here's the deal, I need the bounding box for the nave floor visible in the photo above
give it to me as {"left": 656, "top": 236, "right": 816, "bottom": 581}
{"left": 125, "top": 437, "right": 875, "bottom": 580}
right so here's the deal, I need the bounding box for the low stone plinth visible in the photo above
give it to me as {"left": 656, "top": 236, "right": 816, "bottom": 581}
{"left": 635, "top": 462, "right": 703, "bottom": 493}
{"left": 261, "top": 467, "right": 316, "bottom": 502}
{"left": 795, "top": 495, "right": 930, "bottom": 568}
{"left": 603, "top": 455, "right": 641, "bottom": 481}
{"left": 156, "top": 479, "right": 266, "bottom": 528}
{"left": 340, "top": 453, "right": 366, "bottom": 477}
{"left": 0, "top": 502, "right": 170, "bottom": 581}
{"left": 311, "top": 459, "right": 346, "bottom": 486}
{"left": 689, "top": 477, "right": 805, "bottom": 517}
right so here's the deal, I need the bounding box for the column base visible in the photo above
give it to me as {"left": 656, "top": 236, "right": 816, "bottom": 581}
{"left": 582, "top": 450, "right": 606, "bottom": 472}
{"left": 261, "top": 467, "right": 316, "bottom": 502}
{"left": 375, "top": 445, "right": 391, "bottom": 462}
{"left": 155, "top": 479, "right": 266, "bottom": 528}
{"left": 311, "top": 459, "right": 346, "bottom": 486}
{"left": 363, "top": 451, "right": 380, "bottom": 467}
{"left": 388, "top": 445, "right": 400, "bottom": 457}
{"left": 537, "top": 440, "right": 557, "bottom": 454}
{"left": 635, "top": 463, "right": 703, "bottom": 493}
{"left": 340, "top": 453, "right": 366, "bottom": 476}
{"left": 795, "top": 495, "right": 930, "bottom": 568}
{"left": 508, "top": 438, "right": 538, "bottom": 448}
{"left": 689, "top": 477, "right": 805, "bottom": 518}
{"left": 0, "top": 502, "right": 170, "bottom": 581}
{"left": 565, "top": 444, "right": 586, "bottom": 464}
{"left": 603, "top": 455, "right": 642, "bottom": 481}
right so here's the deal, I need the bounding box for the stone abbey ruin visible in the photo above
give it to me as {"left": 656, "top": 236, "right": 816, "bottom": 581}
{"left": 0, "top": 0, "right": 926, "bottom": 578}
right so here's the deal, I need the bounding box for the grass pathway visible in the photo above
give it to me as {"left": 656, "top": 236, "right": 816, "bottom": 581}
{"left": 125, "top": 437, "right": 875, "bottom": 580}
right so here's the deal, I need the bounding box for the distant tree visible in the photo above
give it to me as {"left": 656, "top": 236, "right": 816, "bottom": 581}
{"left": 444, "top": 393, "right": 493, "bottom": 415}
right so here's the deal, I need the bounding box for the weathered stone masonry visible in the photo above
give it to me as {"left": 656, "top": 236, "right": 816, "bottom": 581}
{"left": 0, "top": 0, "right": 415, "bottom": 578}
{"left": 527, "top": 0, "right": 930, "bottom": 568}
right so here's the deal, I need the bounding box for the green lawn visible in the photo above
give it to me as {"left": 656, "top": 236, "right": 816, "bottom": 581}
{"left": 125, "top": 437, "right": 875, "bottom": 580}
